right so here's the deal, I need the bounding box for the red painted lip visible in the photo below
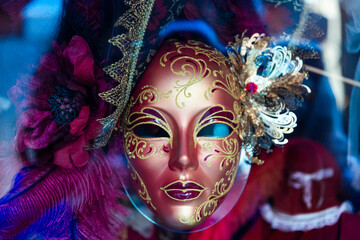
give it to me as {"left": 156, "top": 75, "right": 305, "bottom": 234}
{"left": 160, "top": 181, "right": 206, "bottom": 201}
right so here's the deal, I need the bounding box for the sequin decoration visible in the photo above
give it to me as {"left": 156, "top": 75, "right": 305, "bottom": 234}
{"left": 227, "top": 33, "right": 309, "bottom": 164}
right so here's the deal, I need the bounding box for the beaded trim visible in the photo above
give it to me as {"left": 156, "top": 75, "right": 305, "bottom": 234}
{"left": 92, "top": 0, "right": 156, "bottom": 148}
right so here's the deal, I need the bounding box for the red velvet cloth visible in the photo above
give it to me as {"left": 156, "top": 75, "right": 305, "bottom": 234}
{"left": 274, "top": 138, "right": 341, "bottom": 214}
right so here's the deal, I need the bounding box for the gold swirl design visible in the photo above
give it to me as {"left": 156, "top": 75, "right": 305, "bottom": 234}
{"left": 205, "top": 73, "right": 241, "bottom": 100}
{"left": 129, "top": 85, "right": 172, "bottom": 107}
{"left": 125, "top": 107, "right": 172, "bottom": 143}
{"left": 159, "top": 40, "right": 227, "bottom": 109}
{"left": 128, "top": 161, "right": 156, "bottom": 210}
{"left": 200, "top": 137, "right": 239, "bottom": 169}
{"left": 160, "top": 54, "right": 211, "bottom": 109}
{"left": 124, "top": 131, "right": 165, "bottom": 159}
{"left": 179, "top": 136, "right": 240, "bottom": 224}
{"left": 173, "top": 40, "right": 227, "bottom": 67}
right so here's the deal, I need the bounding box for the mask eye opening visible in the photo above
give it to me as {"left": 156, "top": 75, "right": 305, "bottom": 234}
{"left": 197, "top": 123, "right": 232, "bottom": 138}
{"left": 132, "top": 124, "right": 170, "bottom": 138}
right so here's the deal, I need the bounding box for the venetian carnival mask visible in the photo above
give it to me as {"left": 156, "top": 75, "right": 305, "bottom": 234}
{"left": 120, "top": 40, "right": 251, "bottom": 231}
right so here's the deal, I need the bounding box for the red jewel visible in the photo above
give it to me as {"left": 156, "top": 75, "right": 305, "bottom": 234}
{"left": 115, "top": 117, "right": 122, "bottom": 129}
{"left": 246, "top": 82, "right": 258, "bottom": 94}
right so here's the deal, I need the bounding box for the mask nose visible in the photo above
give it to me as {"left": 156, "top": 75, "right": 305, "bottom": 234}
{"left": 168, "top": 129, "right": 199, "bottom": 172}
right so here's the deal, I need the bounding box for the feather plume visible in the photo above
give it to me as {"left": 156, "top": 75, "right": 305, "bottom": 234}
{"left": 0, "top": 148, "right": 127, "bottom": 239}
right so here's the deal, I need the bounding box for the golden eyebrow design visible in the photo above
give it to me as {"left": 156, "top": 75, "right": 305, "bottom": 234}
{"left": 193, "top": 104, "right": 239, "bottom": 143}
{"left": 196, "top": 105, "right": 238, "bottom": 130}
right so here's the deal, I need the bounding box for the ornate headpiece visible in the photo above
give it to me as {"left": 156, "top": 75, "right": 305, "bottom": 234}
{"left": 226, "top": 33, "right": 310, "bottom": 164}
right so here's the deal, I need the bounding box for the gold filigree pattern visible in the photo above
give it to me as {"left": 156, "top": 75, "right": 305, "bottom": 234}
{"left": 174, "top": 40, "right": 227, "bottom": 67}
{"left": 159, "top": 40, "right": 227, "bottom": 109}
{"left": 205, "top": 73, "right": 241, "bottom": 100}
{"left": 128, "top": 85, "right": 172, "bottom": 107}
{"left": 125, "top": 107, "right": 172, "bottom": 141}
{"left": 200, "top": 136, "right": 239, "bottom": 169}
{"left": 160, "top": 54, "right": 211, "bottom": 109}
{"left": 179, "top": 136, "right": 240, "bottom": 224}
{"left": 128, "top": 161, "right": 157, "bottom": 210}
{"left": 124, "top": 131, "right": 165, "bottom": 159}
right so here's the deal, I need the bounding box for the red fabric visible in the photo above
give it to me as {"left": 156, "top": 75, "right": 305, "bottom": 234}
{"left": 274, "top": 138, "right": 341, "bottom": 214}
{"left": 339, "top": 212, "right": 360, "bottom": 240}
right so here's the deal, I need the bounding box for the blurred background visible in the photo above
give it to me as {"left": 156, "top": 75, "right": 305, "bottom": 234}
{"left": 0, "top": 0, "right": 62, "bottom": 141}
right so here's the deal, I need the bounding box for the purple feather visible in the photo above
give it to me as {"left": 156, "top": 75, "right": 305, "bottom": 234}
{"left": 0, "top": 148, "right": 127, "bottom": 239}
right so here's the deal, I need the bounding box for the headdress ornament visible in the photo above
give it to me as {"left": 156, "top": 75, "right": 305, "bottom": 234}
{"left": 226, "top": 33, "right": 310, "bottom": 163}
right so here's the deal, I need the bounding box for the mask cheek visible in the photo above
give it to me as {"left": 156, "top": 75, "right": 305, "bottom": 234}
{"left": 196, "top": 135, "right": 241, "bottom": 191}
{"left": 124, "top": 133, "right": 171, "bottom": 209}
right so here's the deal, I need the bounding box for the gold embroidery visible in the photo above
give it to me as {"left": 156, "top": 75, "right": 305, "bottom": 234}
{"left": 128, "top": 161, "right": 157, "bottom": 210}
{"left": 205, "top": 73, "right": 241, "bottom": 100}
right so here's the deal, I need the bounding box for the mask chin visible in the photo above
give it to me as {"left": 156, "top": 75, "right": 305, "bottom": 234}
{"left": 119, "top": 148, "right": 251, "bottom": 233}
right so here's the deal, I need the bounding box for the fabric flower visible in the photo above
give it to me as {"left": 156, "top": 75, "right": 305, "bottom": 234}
{"left": 9, "top": 36, "right": 108, "bottom": 168}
